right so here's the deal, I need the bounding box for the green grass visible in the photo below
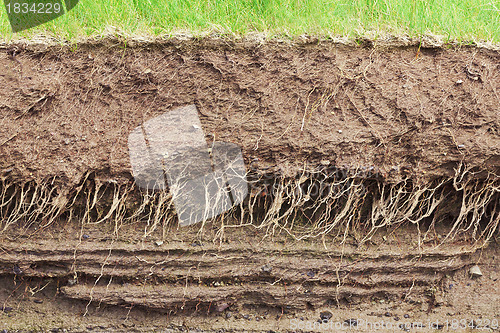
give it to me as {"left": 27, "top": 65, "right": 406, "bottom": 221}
{"left": 0, "top": 0, "right": 499, "bottom": 43}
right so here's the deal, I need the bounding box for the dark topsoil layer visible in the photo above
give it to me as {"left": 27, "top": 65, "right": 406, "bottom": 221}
{"left": 0, "top": 38, "right": 499, "bottom": 187}
{"left": 0, "top": 37, "right": 499, "bottom": 332}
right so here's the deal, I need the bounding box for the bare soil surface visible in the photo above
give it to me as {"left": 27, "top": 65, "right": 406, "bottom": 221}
{"left": 0, "top": 38, "right": 499, "bottom": 332}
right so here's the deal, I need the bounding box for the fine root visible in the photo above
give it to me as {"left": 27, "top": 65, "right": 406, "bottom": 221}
{"left": 0, "top": 164, "right": 498, "bottom": 248}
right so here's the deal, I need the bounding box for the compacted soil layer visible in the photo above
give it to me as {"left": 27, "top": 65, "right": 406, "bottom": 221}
{"left": 0, "top": 38, "right": 499, "bottom": 332}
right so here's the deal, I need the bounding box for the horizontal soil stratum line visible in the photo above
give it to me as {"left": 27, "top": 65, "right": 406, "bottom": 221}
{"left": 0, "top": 38, "right": 498, "bottom": 332}
{"left": 0, "top": 226, "right": 499, "bottom": 332}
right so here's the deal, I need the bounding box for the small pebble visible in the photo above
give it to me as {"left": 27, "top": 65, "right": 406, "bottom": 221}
{"left": 82, "top": 234, "right": 90, "bottom": 239}
{"left": 469, "top": 265, "right": 483, "bottom": 277}
{"left": 457, "top": 144, "right": 465, "bottom": 149}
{"left": 385, "top": 312, "right": 392, "bottom": 317}
{"left": 34, "top": 299, "right": 43, "bottom": 304}
{"left": 404, "top": 314, "right": 410, "bottom": 319}
{"left": 344, "top": 319, "right": 357, "bottom": 326}
{"left": 399, "top": 323, "right": 410, "bottom": 331}
{"left": 456, "top": 79, "right": 464, "bottom": 84}
{"left": 261, "top": 264, "right": 272, "bottom": 273}
{"left": 432, "top": 323, "right": 444, "bottom": 329}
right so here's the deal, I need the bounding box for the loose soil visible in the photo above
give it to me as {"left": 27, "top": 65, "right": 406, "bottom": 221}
{"left": 0, "top": 37, "right": 499, "bottom": 332}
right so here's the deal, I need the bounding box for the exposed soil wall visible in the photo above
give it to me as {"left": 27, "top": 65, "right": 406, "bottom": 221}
{"left": 0, "top": 38, "right": 499, "bottom": 332}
